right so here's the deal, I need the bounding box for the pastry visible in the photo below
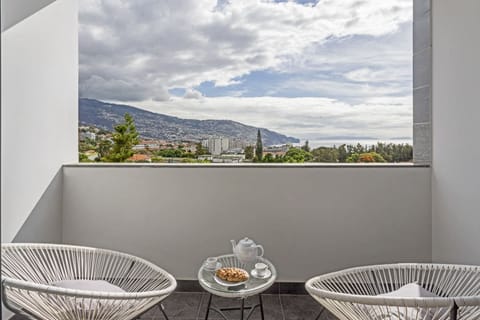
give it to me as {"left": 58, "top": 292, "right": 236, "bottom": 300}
{"left": 215, "top": 267, "right": 249, "bottom": 282}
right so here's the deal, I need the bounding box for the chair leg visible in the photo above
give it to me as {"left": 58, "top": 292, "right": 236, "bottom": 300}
{"left": 314, "top": 308, "right": 325, "bottom": 320}
{"left": 450, "top": 303, "right": 458, "bottom": 320}
{"left": 158, "top": 303, "right": 170, "bottom": 320}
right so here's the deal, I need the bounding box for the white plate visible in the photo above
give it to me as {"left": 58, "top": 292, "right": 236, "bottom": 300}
{"left": 251, "top": 269, "right": 272, "bottom": 279}
{"left": 203, "top": 262, "right": 222, "bottom": 272}
{"left": 213, "top": 274, "right": 249, "bottom": 287}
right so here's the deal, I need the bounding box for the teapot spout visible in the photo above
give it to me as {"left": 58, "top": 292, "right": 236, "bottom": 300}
{"left": 230, "top": 239, "right": 237, "bottom": 252}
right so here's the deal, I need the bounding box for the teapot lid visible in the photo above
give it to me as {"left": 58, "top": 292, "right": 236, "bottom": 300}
{"left": 239, "top": 237, "right": 255, "bottom": 247}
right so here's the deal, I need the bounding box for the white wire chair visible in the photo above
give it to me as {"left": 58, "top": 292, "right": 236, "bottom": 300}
{"left": 1, "top": 243, "right": 177, "bottom": 320}
{"left": 306, "top": 263, "right": 480, "bottom": 320}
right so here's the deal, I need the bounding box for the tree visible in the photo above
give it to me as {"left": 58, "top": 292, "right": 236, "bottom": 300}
{"left": 195, "top": 142, "right": 209, "bottom": 156}
{"left": 151, "top": 156, "right": 164, "bottom": 163}
{"left": 301, "top": 140, "right": 310, "bottom": 152}
{"left": 79, "top": 153, "right": 89, "bottom": 162}
{"left": 262, "top": 153, "right": 275, "bottom": 163}
{"left": 284, "top": 147, "right": 313, "bottom": 163}
{"left": 346, "top": 153, "right": 360, "bottom": 163}
{"left": 157, "top": 148, "right": 183, "bottom": 158}
{"left": 311, "top": 147, "right": 338, "bottom": 162}
{"left": 347, "top": 152, "right": 386, "bottom": 163}
{"left": 244, "top": 145, "right": 254, "bottom": 160}
{"left": 104, "top": 113, "right": 139, "bottom": 162}
{"left": 255, "top": 129, "right": 263, "bottom": 161}
{"left": 97, "top": 140, "right": 112, "bottom": 160}
{"left": 338, "top": 144, "right": 348, "bottom": 162}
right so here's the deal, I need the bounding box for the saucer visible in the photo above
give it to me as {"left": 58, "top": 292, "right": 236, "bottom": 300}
{"left": 203, "top": 262, "right": 222, "bottom": 272}
{"left": 251, "top": 269, "right": 272, "bottom": 279}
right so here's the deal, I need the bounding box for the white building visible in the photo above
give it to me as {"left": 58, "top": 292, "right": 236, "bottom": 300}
{"left": 80, "top": 131, "right": 96, "bottom": 141}
{"left": 229, "top": 139, "right": 248, "bottom": 149}
{"left": 211, "top": 154, "right": 246, "bottom": 163}
{"left": 133, "top": 141, "right": 160, "bottom": 151}
{"left": 202, "top": 137, "right": 230, "bottom": 155}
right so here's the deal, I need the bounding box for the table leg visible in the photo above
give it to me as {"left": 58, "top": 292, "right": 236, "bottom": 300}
{"left": 259, "top": 294, "right": 265, "bottom": 320}
{"left": 205, "top": 293, "right": 213, "bottom": 320}
{"left": 240, "top": 298, "right": 245, "bottom": 320}
{"left": 204, "top": 294, "right": 262, "bottom": 320}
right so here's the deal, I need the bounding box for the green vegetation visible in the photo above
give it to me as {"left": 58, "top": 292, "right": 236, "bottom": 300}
{"left": 311, "top": 147, "right": 338, "bottom": 162}
{"left": 301, "top": 140, "right": 310, "bottom": 152}
{"left": 195, "top": 142, "right": 209, "bottom": 156}
{"left": 104, "top": 113, "right": 139, "bottom": 162}
{"left": 155, "top": 148, "right": 195, "bottom": 158}
{"left": 97, "top": 140, "right": 112, "bottom": 159}
{"left": 79, "top": 117, "right": 412, "bottom": 164}
{"left": 284, "top": 148, "right": 313, "bottom": 163}
{"left": 260, "top": 147, "right": 312, "bottom": 163}
{"left": 79, "top": 138, "right": 96, "bottom": 153}
{"left": 244, "top": 145, "right": 254, "bottom": 160}
{"left": 255, "top": 129, "right": 263, "bottom": 161}
{"left": 344, "top": 143, "right": 412, "bottom": 163}
{"left": 79, "top": 153, "right": 90, "bottom": 162}
{"left": 258, "top": 142, "right": 412, "bottom": 164}
{"left": 347, "top": 152, "right": 386, "bottom": 163}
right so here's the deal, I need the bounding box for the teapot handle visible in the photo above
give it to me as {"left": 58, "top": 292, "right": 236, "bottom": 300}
{"left": 257, "top": 245, "right": 264, "bottom": 257}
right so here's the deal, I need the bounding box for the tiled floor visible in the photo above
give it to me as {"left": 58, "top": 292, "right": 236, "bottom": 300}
{"left": 139, "top": 292, "right": 338, "bottom": 320}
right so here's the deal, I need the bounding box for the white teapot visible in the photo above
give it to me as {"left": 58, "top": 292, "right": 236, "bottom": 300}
{"left": 231, "top": 237, "right": 264, "bottom": 263}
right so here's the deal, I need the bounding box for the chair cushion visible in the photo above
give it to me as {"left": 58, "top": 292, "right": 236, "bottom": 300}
{"left": 364, "top": 283, "right": 445, "bottom": 320}
{"left": 379, "top": 282, "right": 438, "bottom": 298}
{"left": 51, "top": 280, "right": 125, "bottom": 293}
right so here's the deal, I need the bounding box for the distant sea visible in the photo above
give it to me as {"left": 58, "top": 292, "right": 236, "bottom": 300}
{"left": 303, "top": 139, "right": 413, "bottom": 149}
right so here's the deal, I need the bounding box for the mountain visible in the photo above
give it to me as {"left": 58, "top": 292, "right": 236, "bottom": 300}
{"left": 79, "top": 98, "right": 300, "bottom": 146}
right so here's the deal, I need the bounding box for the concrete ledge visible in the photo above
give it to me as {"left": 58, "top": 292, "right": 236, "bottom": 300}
{"left": 63, "top": 163, "right": 429, "bottom": 169}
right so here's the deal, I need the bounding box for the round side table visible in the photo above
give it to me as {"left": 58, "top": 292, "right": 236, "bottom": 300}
{"left": 198, "top": 254, "right": 277, "bottom": 320}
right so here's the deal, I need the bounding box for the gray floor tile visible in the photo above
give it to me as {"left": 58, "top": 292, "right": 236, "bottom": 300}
{"left": 260, "top": 294, "right": 285, "bottom": 320}
{"left": 198, "top": 294, "right": 250, "bottom": 319}
{"left": 197, "top": 293, "right": 284, "bottom": 320}
{"left": 280, "top": 294, "right": 324, "bottom": 320}
{"left": 139, "top": 304, "right": 163, "bottom": 319}
{"left": 157, "top": 292, "right": 204, "bottom": 319}
{"left": 8, "top": 293, "right": 337, "bottom": 320}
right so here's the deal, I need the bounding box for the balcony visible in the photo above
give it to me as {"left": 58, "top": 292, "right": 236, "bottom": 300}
{"left": 7, "top": 164, "right": 431, "bottom": 320}
{"left": 2, "top": 0, "right": 480, "bottom": 320}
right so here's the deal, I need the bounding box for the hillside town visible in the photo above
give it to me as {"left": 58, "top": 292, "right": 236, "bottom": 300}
{"left": 79, "top": 125, "right": 290, "bottom": 163}
{"left": 79, "top": 118, "right": 413, "bottom": 164}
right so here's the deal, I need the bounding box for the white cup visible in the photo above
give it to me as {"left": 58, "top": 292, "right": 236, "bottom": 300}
{"left": 205, "top": 257, "right": 218, "bottom": 269}
{"left": 255, "top": 262, "right": 268, "bottom": 277}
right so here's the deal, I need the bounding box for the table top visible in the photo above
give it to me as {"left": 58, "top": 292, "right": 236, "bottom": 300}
{"left": 198, "top": 254, "right": 277, "bottom": 298}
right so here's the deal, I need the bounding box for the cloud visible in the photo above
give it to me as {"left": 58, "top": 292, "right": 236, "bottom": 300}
{"left": 79, "top": 0, "right": 412, "bottom": 100}
{"left": 183, "top": 88, "right": 204, "bottom": 100}
{"left": 344, "top": 67, "right": 409, "bottom": 83}
{"left": 118, "top": 95, "right": 412, "bottom": 143}
{"left": 79, "top": 0, "right": 413, "bottom": 144}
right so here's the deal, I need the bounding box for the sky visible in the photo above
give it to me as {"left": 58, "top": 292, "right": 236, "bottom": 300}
{"left": 79, "top": 0, "right": 413, "bottom": 146}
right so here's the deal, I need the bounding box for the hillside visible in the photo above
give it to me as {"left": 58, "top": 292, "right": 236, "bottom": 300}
{"left": 79, "top": 99, "right": 299, "bottom": 146}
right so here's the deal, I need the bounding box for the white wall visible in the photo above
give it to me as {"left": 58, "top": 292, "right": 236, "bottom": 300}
{"left": 431, "top": 1, "right": 480, "bottom": 264}
{"left": 63, "top": 165, "right": 431, "bottom": 282}
{"left": 13, "top": 169, "right": 63, "bottom": 243}
{"left": 1, "top": 0, "right": 78, "bottom": 242}
{"left": 1, "top": 0, "right": 56, "bottom": 31}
